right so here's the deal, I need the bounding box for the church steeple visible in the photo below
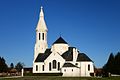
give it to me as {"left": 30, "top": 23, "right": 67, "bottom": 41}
{"left": 36, "top": 6, "right": 48, "bottom": 32}
{"left": 34, "top": 6, "right": 48, "bottom": 61}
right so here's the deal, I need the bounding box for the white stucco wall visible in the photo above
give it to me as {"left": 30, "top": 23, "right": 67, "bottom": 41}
{"left": 34, "top": 41, "right": 47, "bottom": 61}
{"left": 33, "top": 52, "right": 65, "bottom": 73}
{"left": 62, "top": 67, "right": 80, "bottom": 76}
{"left": 73, "top": 48, "right": 79, "bottom": 63}
{"left": 51, "top": 44, "right": 69, "bottom": 55}
{"left": 44, "top": 52, "right": 65, "bottom": 73}
{"left": 33, "top": 62, "right": 44, "bottom": 73}
{"left": 33, "top": 52, "right": 66, "bottom": 73}
{"left": 80, "top": 62, "right": 94, "bottom": 77}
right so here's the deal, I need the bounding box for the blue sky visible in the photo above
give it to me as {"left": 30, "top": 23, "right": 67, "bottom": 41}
{"left": 0, "top": 0, "right": 120, "bottom": 68}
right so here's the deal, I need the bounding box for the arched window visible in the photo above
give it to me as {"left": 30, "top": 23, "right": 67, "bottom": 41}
{"left": 42, "top": 33, "right": 44, "bottom": 40}
{"left": 49, "top": 62, "right": 51, "bottom": 71}
{"left": 53, "top": 60, "right": 57, "bottom": 69}
{"left": 58, "top": 62, "right": 60, "bottom": 70}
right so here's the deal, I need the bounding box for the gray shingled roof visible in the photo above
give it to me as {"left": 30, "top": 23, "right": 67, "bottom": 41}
{"left": 62, "top": 47, "right": 92, "bottom": 62}
{"left": 62, "top": 63, "right": 77, "bottom": 67}
{"left": 77, "top": 53, "right": 92, "bottom": 61}
{"left": 53, "top": 37, "right": 68, "bottom": 44}
{"left": 35, "top": 47, "right": 93, "bottom": 62}
{"left": 62, "top": 47, "right": 74, "bottom": 61}
{"left": 35, "top": 49, "right": 51, "bottom": 62}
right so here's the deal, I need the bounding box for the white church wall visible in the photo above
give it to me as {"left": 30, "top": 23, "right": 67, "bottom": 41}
{"left": 35, "top": 42, "right": 47, "bottom": 53}
{"left": 44, "top": 52, "right": 65, "bottom": 73}
{"left": 51, "top": 44, "right": 69, "bottom": 55}
{"left": 34, "top": 43, "right": 47, "bottom": 61}
{"left": 80, "top": 62, "right": 94, "bottom": 77}
{"left": 73, "top": 48, "right": 79, "bottom": 63}
{"left": 33, "top": 62, "right": 44, "bottom": 73}
{"left": 62, "top": 67, "right": 80, "bottom": 76}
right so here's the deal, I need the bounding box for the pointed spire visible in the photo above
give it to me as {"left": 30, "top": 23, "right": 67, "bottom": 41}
{"left": 40, "top": 6, "right": 44, "bottom": 17}
{"left": 36, "top": 6, "right": 48, "bottom": 31}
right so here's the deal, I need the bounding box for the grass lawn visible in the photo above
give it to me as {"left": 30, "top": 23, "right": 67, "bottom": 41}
{"left": 1, "top": 76, "right": 120, "bottom": 80}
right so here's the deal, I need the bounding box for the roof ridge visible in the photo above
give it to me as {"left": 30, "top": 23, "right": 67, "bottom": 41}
{"left": 53, "top": 37, "right": 68, "bottom": 44}
{"left": 62, "top": 63, "right": 78, "bottom": 67}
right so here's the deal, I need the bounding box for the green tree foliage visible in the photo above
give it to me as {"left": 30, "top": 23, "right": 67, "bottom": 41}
{"left": 10, "top": 63, "right": 14, "bottom": 69}
{"left": 0, "top": 57, "right": 8, "bottom": 72}
{"left": 114, "top": 52, "right": 120, "bottom": 74}
{"left": 15, "top": 62, "right": 24, "bottom": 72}
{"left": 103, "top": 53, "right": 114, "bottom": 73}
{"left": 103, "top": 52, "right": 120, "bottom": 75}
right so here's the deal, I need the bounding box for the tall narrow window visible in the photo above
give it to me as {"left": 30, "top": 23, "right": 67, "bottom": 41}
{"left": 72, "top": 69, "right": 73, "bottom": 72}
{"left": 42, "top": 65, "right": 44, "bottom": 71}
{"left": 88, "top": 64, "right": 90, "bottom": 71}
{"left": 39, "top": 33, "right": 40, "bottom": 40}
{"left": 58, "top": 62, "right": 60, "bottom": 70}
{"left": 49, "top": 62, "right": 51, "bottom": 71}
{"left": 36, "top": 65, "right": 38, "bottom": 71}
{"left": 53, "top": 60, "right": 56, "bottom": 69}
{"left": 64, "top": 69, "right": 66, "bottom": 72}
{"left": 42, "top": 33, "right": 44, "bottom": 40}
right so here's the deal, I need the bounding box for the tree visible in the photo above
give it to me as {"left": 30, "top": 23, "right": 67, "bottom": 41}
{"left": 10, "top": 63, "right": 14, "bottom": 69}
{"left": 0, "top": 57, "right": 8, "bottom": 72}
{"left": 15, "top": 62, "right": 24, "bottom": 72}
{"left": 114, "top": 52, "right": 120, "bottom": 74}
{"left": 103, "top": 53, "right": 114, "bottom": 74}
{"left": 103, "top": 52, "right": 120, "bottom": 75}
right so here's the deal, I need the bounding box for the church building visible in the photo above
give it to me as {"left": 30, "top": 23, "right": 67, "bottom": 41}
{"left": 33, "top": 6, "right": 94, "bottom": 77}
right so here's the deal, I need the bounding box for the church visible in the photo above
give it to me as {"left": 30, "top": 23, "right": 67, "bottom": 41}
{"left": 33, "top": 6, "right": 94, "bottom": 77}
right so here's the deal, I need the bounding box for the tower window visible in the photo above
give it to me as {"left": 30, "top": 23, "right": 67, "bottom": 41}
{"left": 36, "top": 65, "right": 38, "bottom": 71}
{"left": 53, "top": 60, "right": 57, "bottom": 69}
{"left": 42, "top": 65, "right": 44, "bottom": 71}
{"left": 49, "top": 62, "right": 51, "bottom": 71}
{"left": 42, "top": 33, "right": 44, "bottom": 40}
{"left": 39, "top": 33, "right": 40, "bottom": 40}
{"left": 88, "top": 64, "right": 90, "bottom": 71}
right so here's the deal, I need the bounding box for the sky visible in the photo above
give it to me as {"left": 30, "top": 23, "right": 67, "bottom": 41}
{"left": 0, "top": 0, "right": 120, "bottom": 68}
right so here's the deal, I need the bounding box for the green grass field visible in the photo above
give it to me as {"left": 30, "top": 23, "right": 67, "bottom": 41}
{"left": 1, "top": 76, "right": 120, "bottom": 80}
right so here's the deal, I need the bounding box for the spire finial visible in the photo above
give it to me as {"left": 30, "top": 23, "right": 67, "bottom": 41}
{"left": 40, "top": 6, "right": 44, "bottom": 17}
{"left": 41, "top": 6, "right": 43, "bottom": 9}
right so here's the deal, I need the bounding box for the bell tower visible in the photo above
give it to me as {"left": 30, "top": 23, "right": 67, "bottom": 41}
{"left": 34, "top": 6, "right": 48, "bottom": 61}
